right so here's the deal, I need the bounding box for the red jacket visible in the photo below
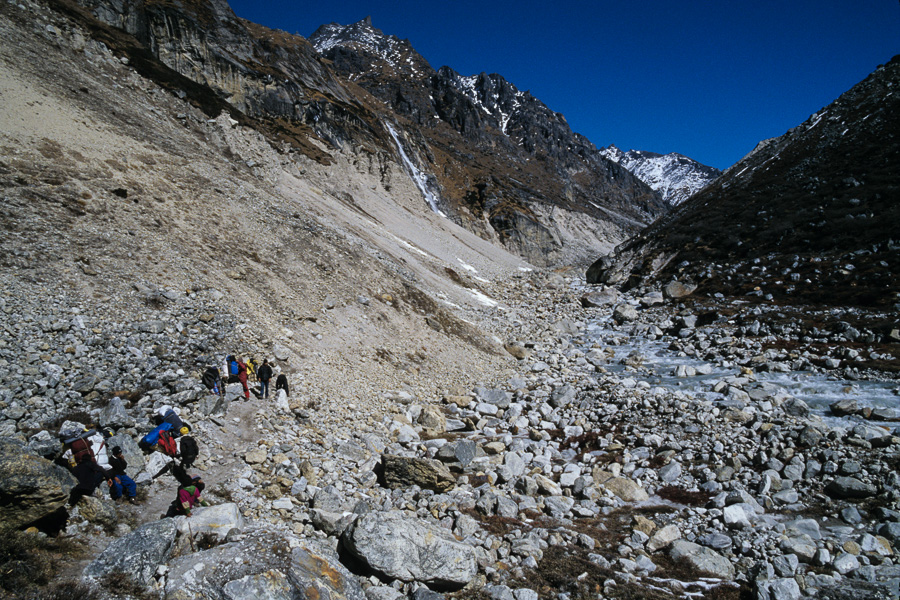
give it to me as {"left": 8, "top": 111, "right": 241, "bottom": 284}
{"left": 237, "top": 361, "right": 248, "bottom": 383}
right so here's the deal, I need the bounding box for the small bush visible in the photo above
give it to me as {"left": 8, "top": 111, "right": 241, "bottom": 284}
{"left": 99, "top": 571, "right": 156, "bottom": 600}
{"left": 0, "top": 528, "right": 85, "bottom": 596}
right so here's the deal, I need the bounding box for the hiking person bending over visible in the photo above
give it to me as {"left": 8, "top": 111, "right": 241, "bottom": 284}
{"left": 275, "top": 373, "right": 290, "bottom": 397}
{"left": 237, "top": 358, "right": 250, "bottom": 400}
{"left": 69, "top": 453, "right": 110, "bottom": 505}
{"left": 107, "top": 446, "right": 138, "bottom": 504}
{"left": 201, "top": 366, "right": 223, "bottom": 397}
{"left": 165, "top": 476, "right": 209, "bottom": 517}
{"left": 257, "top": 359, "right": 273, "bottom": 399}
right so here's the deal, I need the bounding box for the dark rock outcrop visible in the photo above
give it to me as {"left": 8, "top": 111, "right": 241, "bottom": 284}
{"left": 0, "top": 437, "right": 76, "bottom": 529}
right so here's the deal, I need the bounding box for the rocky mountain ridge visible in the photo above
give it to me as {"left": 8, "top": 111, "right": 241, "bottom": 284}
{"left": 62, "top": 1, "right": 669, "bottom": 267}
{"left": 1, "top": 1, "right": 899, "bottom": 600}
{"left": 310, "top": 17, "right": 668, "bottom": 265}
{"left": 599, "top": 145, "right": 722, "bottom": 205}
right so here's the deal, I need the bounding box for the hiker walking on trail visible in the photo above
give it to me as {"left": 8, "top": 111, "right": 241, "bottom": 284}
{"left": 165, "top": 476, "right": 209, "bottom": 517}
{"left": 179, "top": 430, "right": 199, "bottom": 469}
{"left": 107, "top": 446, "right": 138, "bottom": 504}
{"left": 257, "top": 359, "right": 273, "bottom": 399}
{"left": 237, "top": 358, "right": 250, "bottom": 400}
{"left": 202, "top": 366, "right": 224, "bottom": 397}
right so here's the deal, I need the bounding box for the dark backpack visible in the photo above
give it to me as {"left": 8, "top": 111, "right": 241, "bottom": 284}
{"left": 201, "top": 368, "right": 219, "bottom": 390}
{"left": 157, "top": 431, "right": 178, "bottom": 457}
{"left": 275, "top": 374, "right": 289, "bottom": 395}
{"left": 162, "top": 409, "right": 185, "bottom": 432}
{"left": 180, "top": 436, "right": 199, "bottom": 461}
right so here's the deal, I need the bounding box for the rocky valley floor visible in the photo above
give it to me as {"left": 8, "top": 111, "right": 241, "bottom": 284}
{"left": 1, "top": 1, "right": 899, "bottom": 599}
{"left": 2, "top": 268, "right": 899, "bottom": 600}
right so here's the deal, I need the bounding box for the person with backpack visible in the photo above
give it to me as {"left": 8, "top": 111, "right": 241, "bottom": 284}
{"left": 202, "top": 366, "right": 224, "bottom": 396}
{"left": 69, "top": 453, "right": 110, "bottom": 505}
{"left": 178, "top": 430, "right": 199, "bottom": 469}
{"left": 225, "top": 355, "right": 240, "bottom": 384}
{"left": 275, "top": 373, "right": 290, "bottom": 397}
{"left": 165, "top": 476, "right": 209, "bottom": 518}
{"left": 107, "top": 446, "right": 138, "bottom": 504}
{"left": 257, "top": 359, "right": 273, "bottom": 399}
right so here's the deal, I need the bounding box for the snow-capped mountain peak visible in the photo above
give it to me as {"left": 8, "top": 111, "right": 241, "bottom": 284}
{"left": 600, "top": 146, "right": 721, "bottom": 205}
{"left": 310, "top": 18, "right": 433, "bottom": 79}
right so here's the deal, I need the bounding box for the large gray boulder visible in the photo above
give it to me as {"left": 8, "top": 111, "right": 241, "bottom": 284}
{"left": 165, "top": 533, "right": 365, "bottom": 600}
{"left": 99, "top": 396, "right": 135, "bottom": 428}
{"left": 83, "top": 518, "right": 178, "bottom": 585}
{"left": 197, "top": 393, "right": 230, "bottom": 416}
{"left": 663, "top": 280, "right": 697, "bottom": 299}
{"left": 612, "top": 304, "right": 639, "bottom": 323}
{"left": 222, "top": 569, "right": 293, "bottom": 600}
{"left": 580, "top": 288, "right": 619, "bottom": 308}
{"left": 176, "top": 503, "right": 244, "bottom": 543}
{"left": 382, "top": 454, "right": 455, "bottom": 492}
{"left": 342, "top": 511, "right": 477, "bottom": 587}
{"left": 825, "top": 476, "right": 878, "bottom": 499}
{"left": 0, "top": 437, "right": 76, "bottom": 529}
{"left": 668, "top": 540, "right": 735, "bottom": 580}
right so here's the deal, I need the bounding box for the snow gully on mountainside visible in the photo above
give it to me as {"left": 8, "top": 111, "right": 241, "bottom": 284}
{"left": 385, "top": 122, "right": 445, "bottom": 217}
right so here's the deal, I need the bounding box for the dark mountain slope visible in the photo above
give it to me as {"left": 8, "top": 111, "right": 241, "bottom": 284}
{"left": 589, "top": 56, "right": 900, "bottom": 309}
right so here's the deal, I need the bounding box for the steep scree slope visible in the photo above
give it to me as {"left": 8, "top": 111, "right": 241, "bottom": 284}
{"left": 0, "top": 0, "right": 529, "bottom": 405}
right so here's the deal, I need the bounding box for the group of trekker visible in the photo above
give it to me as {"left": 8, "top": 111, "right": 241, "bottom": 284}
{"left": 201, "top": 355, "right": 289, "bottom": 401}
{"left": 61, "top": 357, "right": 290, "bottom": 521}
{"left": 60, "top": 404, "right": 208, "bottom": 519}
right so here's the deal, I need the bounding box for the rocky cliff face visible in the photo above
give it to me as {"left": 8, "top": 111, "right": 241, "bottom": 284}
{"left": 599, "top": 145, "right": 721, "bottom": 205}
{"left": 60, "top": 2, "right": 668, "bottom": 266}
{"left": 310, "top": 17, "right": 667, "bottom": 265}
{"left": 589, "top": 56, "right": 900, "bottom": 309}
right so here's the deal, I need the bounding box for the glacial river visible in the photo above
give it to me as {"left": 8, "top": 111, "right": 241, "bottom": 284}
{"left": 581, "top": 319, "right": 900, "bottom": 432}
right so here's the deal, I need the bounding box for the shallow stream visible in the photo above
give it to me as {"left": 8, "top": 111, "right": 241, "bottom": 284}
{"left": 581, "top": 319, "right": 900, "bottom": 432}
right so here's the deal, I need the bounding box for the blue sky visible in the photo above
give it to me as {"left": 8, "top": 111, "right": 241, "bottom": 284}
{"left": 227, "top": 1, "right": 898, "bottom": 170}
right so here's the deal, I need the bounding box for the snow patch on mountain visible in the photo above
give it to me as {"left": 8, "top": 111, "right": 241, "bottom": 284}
{"left": 600, "top": 146, "right": 721, "bottom": 206}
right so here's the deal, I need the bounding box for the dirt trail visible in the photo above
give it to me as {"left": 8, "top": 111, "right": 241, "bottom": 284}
{"left": 134, "top": 390, "right": 264, "bottom": 525}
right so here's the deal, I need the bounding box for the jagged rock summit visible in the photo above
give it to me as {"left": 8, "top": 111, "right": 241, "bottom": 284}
{"left": 600, "top": 145, "right": 722, "bottom": 205}
{"left": 311, "top": 17, "right": 668, "bottom": 265}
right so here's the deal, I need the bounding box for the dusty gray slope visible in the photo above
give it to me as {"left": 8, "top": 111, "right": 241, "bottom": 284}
{"left": 0, "top": 0, "right": 528, "bottom": 405}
